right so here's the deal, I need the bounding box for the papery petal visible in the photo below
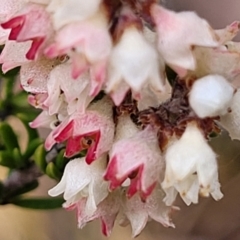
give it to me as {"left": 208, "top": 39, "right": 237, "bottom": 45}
{"left": 0, "top": 41, "right": 30, "bottom": 72}
{"left": 20, "top": 57, "right": 56, "bottom": 93}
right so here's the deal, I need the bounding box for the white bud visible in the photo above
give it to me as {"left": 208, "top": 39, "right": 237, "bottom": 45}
{"left": 189, "top": 75, "right": 234, "bottom": 118}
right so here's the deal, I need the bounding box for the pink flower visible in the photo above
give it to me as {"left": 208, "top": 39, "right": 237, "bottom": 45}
{"left": 104, "top": 116, "right": 164, "bottom": 199}
{"left": 45, "top": 9, "right": 112, "bottom": 96}
{"left": 69, "top": 191, "right": 120, "bottom": 237}
{"left": 120, "top": 186, "right": 175, "bottom": 237}
{"left": 1, "top": 3, "right": 53, "bottom": 60}
{"left": 45, "top": 97, "right": 115, "bottom": 164}
{"left": 151, "top": 4, "right": 219, "bottom": 76}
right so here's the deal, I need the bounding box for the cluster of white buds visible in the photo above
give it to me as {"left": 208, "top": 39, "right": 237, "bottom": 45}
{"left": 1, "top": 0, "right": 240, "bottom": 237}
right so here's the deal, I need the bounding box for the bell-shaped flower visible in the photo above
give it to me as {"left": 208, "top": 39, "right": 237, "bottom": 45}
{"left": 220, "top": 89, "right": 240, "bottom": 140}
{"left": 106, "top": 7, "right": 165, "bottom": 106}
{"left": 120, "top": 186, "right": 175, "bottom": 237}
{"left": 45, "top": 9, "right": 112, "bottom": 96}
{"left": 1, "top": 3, "right": 53, "bottom": 60}
{"left": 104, "top": 115, "right": 164, "bottom": 199}
{"left": 49, "top": 155, "right": 109, "bottom": 214}
{"left": 45, "top": 97, "right": 115, "bottom": 164}
{"left": 162, "top": 123, "right": 223, "bottom": 205}
{"left": 43, "top": 62, "right": 92, "bottom": 115}
{"left": 151, "top": 4, "right": 219, "bottom": 76}
{"left": 68, "top": 191, "right": 121, "bottom": 237}
{"left": 189, "top": 75, "right": 234, "bottom": 118}
{"left": 46, "top": 0, "right": 102, "bottom": 30}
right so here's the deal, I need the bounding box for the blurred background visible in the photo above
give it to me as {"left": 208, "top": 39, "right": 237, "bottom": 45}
{"left": 1, "top": 1, "right": 240, "bottom": 240}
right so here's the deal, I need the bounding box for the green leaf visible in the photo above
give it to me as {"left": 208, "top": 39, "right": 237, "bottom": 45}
{"left": 33, "top": 144, "right": 47, "bottom": 173}
{"left": 55, "top": 149, "right": 67, "bottom": 170}
{"left": 12, "top": 147, "right": 25, "bottom": 168}
{"left": 0, "top": 150, "right": 17, "bottom": 168}
{"left": 11, "top": 197, "right": 64, "bottom": 210}
{"left": 0, "top": 122, "right": 19, "bottom": 151}
{"left": 23, "top": 138, "right": 43, "bottom": 160}
{"left": 46, "top": 162, "right": 62, "bottom": 180}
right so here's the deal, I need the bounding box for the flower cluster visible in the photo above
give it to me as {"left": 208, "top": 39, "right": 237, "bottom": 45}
{"left": 1, "top": 0, "right": 240, "bottom": 237}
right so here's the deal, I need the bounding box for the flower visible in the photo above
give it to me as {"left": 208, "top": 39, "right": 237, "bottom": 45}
{"left": 106, "top": 7, "right": 165, "bottom": 105}
{"left": 43, "top": 62, "right": 92, "bottom": 115}
{"left": 104, "top": 115, "right": 164, "bottom": 199}
{"left": 151, "top": 4, "right": 219, "bottom": 76}
{"left": 45, "top": 96, "right": 115, "bottom": 164}
{"left": 162, "top": 122, "right": 223, "bottom": 205}
{"left": 1, "top": 3, "right": 53, "bottom": 60}
{"left": 68, "top": 191, "right": 120, "bottom": 237}
{"left": 48, "top": 155, "right": 109, "bottom": 214}
{"left": 45, "top": 8, "right": 112, "bottom": 96}
{"left": 189, "top": 74, "right": 234, "bottom": 118}
{"left": 120, "top": 186, "right": 175, "bottom": 237}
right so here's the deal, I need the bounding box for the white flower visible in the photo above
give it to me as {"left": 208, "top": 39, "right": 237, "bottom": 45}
{"left": 189, "top": 75, "right": 234, "bottom": 118}
{"left": 48, "top": 155, "right": 109, "bottom": 215}
{"left": 106, "top": 8, "right": 165, "bottom": 106}
{"left": 162, "top": 123, "right": 223, "bottom": 205}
